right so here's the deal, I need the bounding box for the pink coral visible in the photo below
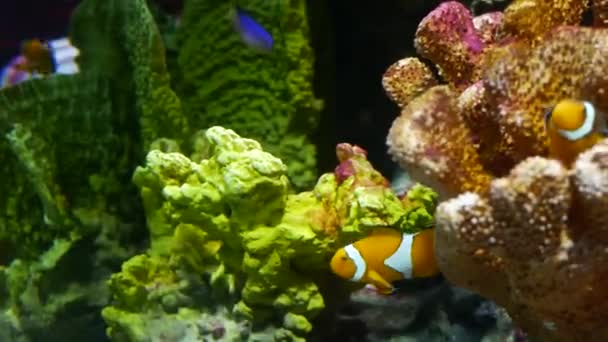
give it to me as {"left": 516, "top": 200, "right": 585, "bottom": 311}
{"left": 334, "top": 143, "right": 389, "bottom": 187}
{"left": 483, "top": 26, "right": 608, "bottom": 161}
{"left": 472, "top": 12, "right": 504, "bottom": 46}
{"left": 415, "top": 1, "right": 485, "bottom": 88}
{"left": 389, "top": 25, "right": 608, "bottom": 198}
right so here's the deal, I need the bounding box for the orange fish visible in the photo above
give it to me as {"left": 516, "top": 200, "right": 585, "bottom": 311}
{"left": 544, "top": 99, "right": 608, "bottom": 166}
{"left": 15, "top": 39, "right": 53, "bottom": 75}
{"left": 330, "top": 227, "right": 439, "bottom": 294}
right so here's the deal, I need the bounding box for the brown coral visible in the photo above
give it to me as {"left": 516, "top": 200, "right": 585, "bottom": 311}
{"left": 594, "top": 0, "right": 608, "bottom": 27}
{"left": 414, "top": 1, "right": 486, "bottom": 88}
{"left": 388, "top": 26, "right": 608, "bottom": 199}
{"left": 501, "top": 0, "right": 588, "bottom": 40}
{"left": 435, "top": 141, "right": 608, "bottom": 341}
{"left": 472, "top": 12, "right": 504, "bottom": 46}
{"left": 382, "top": 57, "right": 437, "bottom": 108}
{"left": 387, "top": 86, "right": 492, "bottom": 198}
{"left": 484, "top": 26, "right": 608, "bottom": 161}
{"left": 385, "top": 2, "right": 608, "bottom": 340}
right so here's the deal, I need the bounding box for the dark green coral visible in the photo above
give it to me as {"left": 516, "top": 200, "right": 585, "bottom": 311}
{"left": 0, "top": 74, "right": 120, "bottom": 259}
{"left": 0, "top": 0, "right": 190, "bottom": 338}
{"left": 176, "top": 0, "right": 323, "bottom": 189}
{"left": 70, "top": 0, "right": 188, "bottom": 148}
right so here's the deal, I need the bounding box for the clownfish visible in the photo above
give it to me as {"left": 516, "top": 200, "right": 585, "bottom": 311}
{"left": 330, "top": 227, "right": 439, "bottom": 295}
{"left": 13, "top": 38, "right": 80, "bottom": 77}
{"left": 544, "top": 99, "right": 608, "bottom": 166}
{"left": 17, "top": 39, "right": 53, "bottom": 75}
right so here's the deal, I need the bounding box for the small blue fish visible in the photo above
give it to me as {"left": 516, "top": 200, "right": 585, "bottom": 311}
{"left": 232, "top": 6, "right": 274, "bottom": 53}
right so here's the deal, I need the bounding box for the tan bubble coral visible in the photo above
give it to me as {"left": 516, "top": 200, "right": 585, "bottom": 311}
{"left": 501, "top": 0, "right": 588, "bottom": 41}
{"left": 386, "top": 2, "right": 608, "bottom": 340}
{"left": 387, "top": 86, "right": 492, "bottom": 198}
{"left": 414, "top": 1, "right": 486, "bottom": 88}
{"left": 435, "top": 141, "right": 608, "bottom": 341}
{"left": 484, "top": 26, "right": 608, "bottom": 161}
{"left": 389, "top": 26, "right": 608, "bottom": 198}
{"left": 382, "top": 57, "right": 437, "bottom": 108}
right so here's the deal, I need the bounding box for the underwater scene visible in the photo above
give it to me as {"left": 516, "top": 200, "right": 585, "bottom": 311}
{"left": 1, "top": 0, "right": 607, "bottom": 341}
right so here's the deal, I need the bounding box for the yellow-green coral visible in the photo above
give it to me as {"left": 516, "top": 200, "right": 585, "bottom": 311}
{"left": 104, "top": 126, "right": 437, "bottom": 338}
{"left": 106, "top": 255, "right": 179, "bottom": 312}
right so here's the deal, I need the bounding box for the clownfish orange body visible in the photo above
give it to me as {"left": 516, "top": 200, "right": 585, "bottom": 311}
{"left": 330, "top": 228, "right": 439, "bottom": 294}
{"left": 16, "top": 39, "right": 54, "bottom": 75}
{"left": 544, "top": 99, "right": 608, "bottom": 166}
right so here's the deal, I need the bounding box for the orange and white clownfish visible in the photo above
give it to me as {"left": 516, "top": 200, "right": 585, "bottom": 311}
{"left": 544, "top": 99, "right": 608, "bottom": 166}
{"left": 329, "top": 227, "right": 439, "bottom": 295}
{"left": 14, "top": 38, "right": 80, "bottom": 77}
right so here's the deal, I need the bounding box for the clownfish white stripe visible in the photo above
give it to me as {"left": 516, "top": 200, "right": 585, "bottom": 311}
{"left": 558, "top": 101, "right": 595, "bottom": 141}
{"left": 48, "top": 37, "right": 80, "bottom": 75}
{"left": 384, "top": 233, "right": 414, "bottom": 278}
{"left": 344, "top": 244, "right": 366, "bottom": 282}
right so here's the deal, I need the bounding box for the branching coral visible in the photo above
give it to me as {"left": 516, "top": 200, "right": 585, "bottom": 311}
{"left": 387, "top": 85, "right": 492, "bottom": 198}
{"left": 384, "top": 1, "right": 608, "bottom": 340}
{"left": 594, "top": 0, "right": 608, "bottom": 26}
{"left": 501, "top": 0, "right": 588, "bottom": 40}
{"left": 387, "top": 2, "right": 608, "bottom": 199}
{"left": 103, "top": 126, "right": 437, "bottom": 340}
{"left": 436, "top": 142, "right": 608, "bottom": 341}
{"left": 382, "top": 57, "right": 437, "bottom": 108}
{"left": 414, "top": 1, "right": 485, "bottom": 88}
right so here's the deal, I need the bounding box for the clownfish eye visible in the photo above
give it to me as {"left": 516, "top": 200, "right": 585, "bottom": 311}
{"left": 341, "top": 256, "right": 348, "bottom": 261}
{"left": 544, "top": 106, "right": 554, "bottom": 125}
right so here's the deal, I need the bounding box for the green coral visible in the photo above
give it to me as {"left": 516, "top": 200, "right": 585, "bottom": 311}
{"left": 0, "top": 0, "right": 331, "bottom": 339}
{"left": 401, "top": 183, "right": 438, "bottom": 228}
{"left": 70, "top": 0, "right": 188, "bottom": 148}
{"left": 0, "top": 237, "right": 114, "bottom": 341}
{"left": 0, "top": 74, "right": 120, "bottom": 259}
{"left": 175, "top": 0, "right": 323, "bottom": 190}
{"left": 0, "top": 0, "right": 192, "bottom": 338}
{"left": 0, "top": 0, "right": 188, "bottom": 260}
{"left": 104, "top": 126, "right": 437, "bottom": 339}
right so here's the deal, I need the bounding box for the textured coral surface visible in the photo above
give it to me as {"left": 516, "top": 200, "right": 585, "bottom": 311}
{"left": 384, "top": 1, "right": 608, "bottom": 340}
{"left": 103, "top": 126, "right": 437, "bottom": 340}
{"left": 176, "top": 0, "right": 323, "bottom": 189}
{"left": 436, "top": 143, "right": 608, "bottom": 341}
{"left": 0, "top": 0, "right": 189, "bottom": 339}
